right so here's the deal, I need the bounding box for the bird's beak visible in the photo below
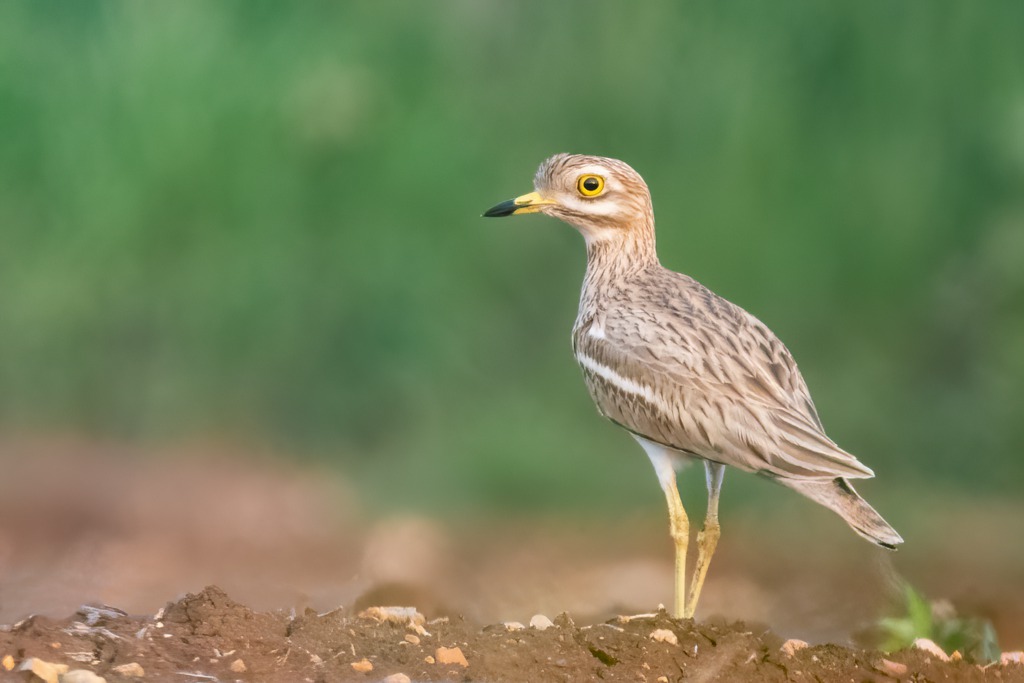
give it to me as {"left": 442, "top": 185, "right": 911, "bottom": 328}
{"left": 482, "top": 191, "right": 556, "bottom": 218}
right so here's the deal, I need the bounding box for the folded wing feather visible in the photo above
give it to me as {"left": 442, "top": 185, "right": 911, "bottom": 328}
{"left": 573, "top": 274, "right": 874, "bottom": 481}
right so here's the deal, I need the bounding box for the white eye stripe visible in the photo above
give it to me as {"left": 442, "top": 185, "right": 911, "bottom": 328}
{"left": 559, "top": 196, "right": 619, "bottom": 216}
{"left": 575, "top": 164, "right": 611, "bottom": 177}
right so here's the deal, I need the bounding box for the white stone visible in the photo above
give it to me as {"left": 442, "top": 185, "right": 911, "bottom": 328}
{"left": 529, "top": 614, "right": 554, "bottom": 631}
{"left": 913, "top": 638, "right": 950, "bottom": 662}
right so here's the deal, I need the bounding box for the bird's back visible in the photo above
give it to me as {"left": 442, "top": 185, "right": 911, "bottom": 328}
{"left": 572, "top": 264, "right": 875, "bottom": 481}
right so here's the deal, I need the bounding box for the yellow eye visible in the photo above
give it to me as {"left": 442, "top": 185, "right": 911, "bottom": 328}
{"left": 577, "top": 174, "right": 605, "bottom": 197}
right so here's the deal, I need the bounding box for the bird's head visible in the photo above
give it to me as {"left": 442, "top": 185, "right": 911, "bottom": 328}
{"left": 483, "top": 154, "right": 654, "bottom": 245}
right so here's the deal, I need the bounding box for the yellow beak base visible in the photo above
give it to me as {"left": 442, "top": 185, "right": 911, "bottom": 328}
{"left": 483, "top": 191, "right": 555, "bottom": 217}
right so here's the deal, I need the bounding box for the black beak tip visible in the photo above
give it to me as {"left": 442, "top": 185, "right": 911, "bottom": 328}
{"left": 483, "top": 199, "right": 518, "bottom": 218}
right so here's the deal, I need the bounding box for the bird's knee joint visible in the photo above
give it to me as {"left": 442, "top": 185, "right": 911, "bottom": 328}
{"left": 669, "top": 516, "right": 689, "bottom": 537}
{"left": 699, "top": 522, "right": 721, "bottom": 542}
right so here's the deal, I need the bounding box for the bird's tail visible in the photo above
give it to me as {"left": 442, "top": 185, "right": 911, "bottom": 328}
{"left": 780, "top": 477, "right": 904, "bottom": 549}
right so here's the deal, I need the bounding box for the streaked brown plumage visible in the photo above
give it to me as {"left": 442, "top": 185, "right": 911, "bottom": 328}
{"left": 484, "top": 153, "right": 902, "bottom": 618}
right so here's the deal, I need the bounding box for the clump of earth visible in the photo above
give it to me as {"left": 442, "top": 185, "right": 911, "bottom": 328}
{"left": 2, "top": 586, "right": 1019, "bottom": 682}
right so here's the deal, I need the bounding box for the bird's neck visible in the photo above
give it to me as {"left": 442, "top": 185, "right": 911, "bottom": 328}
{"left": 577, "top": 222, "right": 659, "bottom": 321}
{"left": 582, "top": 221, "right": 659, "bottom": 284}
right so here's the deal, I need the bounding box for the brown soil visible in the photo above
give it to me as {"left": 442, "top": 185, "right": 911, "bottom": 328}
{"left": 2, "top": 439, "right": 1023, "bottom": 681}
{"left": 2, "top": 585, "right": 1020, "bottom": 683}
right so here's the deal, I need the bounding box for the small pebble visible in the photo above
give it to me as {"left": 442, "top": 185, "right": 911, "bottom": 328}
{"left": 350, "top": 658, "right": 373, "bottom": 673}
{"left": 358, "top": 606, "right": 424, "bottom": 626}
{"left": 435, "top": 646, "right": 469, "bottom": 667}
{"left": 657, "top": 677, "right": 669, "bottom": 683}
{"left": 58, "top": 670, "right": 106, "bottom": 683}
{"left": 2, "top": 655, "right": 14, "bottom": 671}
{"left": 424, "top": 655, "right": 435, "bottom": 664}
{"left": 229, "top": 659, "right": 246, "bottom": 673}
{"left": 617, "top": 613, "right": 652, "bottom": 624}
{"left": 951, "top": 650, "right": 963, "bottom": 662}
{"left": 503, "top": 621, "right": 526, "bottom": 631}
{"left": 879, "top": 659, "right": 907, "bottom": 676}
{"left": 112, "top": 662, "right": 145, "bottom": 678}
{"left": 18, "top": 657, "right": 69, "bottom": 683}
{"left": 780, "top": 639, "right": 809, "bottom": 657}
{"left": 382, "top": 675, "right": 411, "bottom": 683}
{"left": 530, "top": 614, "right": 554, "bottom": 631}
{"left": 649, "top": 629, "right": 678, "bottom": 645}
{"left": 404, "top": 634, "right": 420, "bottom": 645}
{"left": 913, "top": 638, "right": 950, "bottom": 662}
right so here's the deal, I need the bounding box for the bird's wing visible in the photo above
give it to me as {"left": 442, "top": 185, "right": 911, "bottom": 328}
{"left": 573, "top": 274, "right": 874, "bottom": 481}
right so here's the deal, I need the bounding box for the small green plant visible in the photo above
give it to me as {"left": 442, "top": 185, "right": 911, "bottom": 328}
{"left": 877, "top": 582, "right": 1001, "bottom": 664}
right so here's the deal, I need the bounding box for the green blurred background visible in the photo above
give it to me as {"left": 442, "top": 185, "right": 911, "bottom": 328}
{"left": 1, "top": 1, "right": 1023, "bottom": 520}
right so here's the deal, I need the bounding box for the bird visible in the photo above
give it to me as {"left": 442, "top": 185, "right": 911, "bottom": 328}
{"left": 483, "top": 153, "right": 902, "bottom": 619}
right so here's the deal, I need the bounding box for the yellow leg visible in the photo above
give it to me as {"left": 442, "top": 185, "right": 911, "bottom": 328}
{"left": 638, "top": 438, "right": 690, "bottom": 618}
{"left": 685, "top": 462, "right": 725, "bottom": 618}
{"left": 664, "top": 472, "right": 690, "bottom": 619}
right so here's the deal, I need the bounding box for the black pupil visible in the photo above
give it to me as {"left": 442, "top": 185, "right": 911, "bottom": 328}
{"left": 583, "top": 177, "right": 600, "bottom": 192}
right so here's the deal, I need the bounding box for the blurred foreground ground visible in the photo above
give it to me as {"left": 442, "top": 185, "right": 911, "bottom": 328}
{"left": 1, "top": 436, "right": 1021, "bottom": 651}
{"left": 6, "top": 586, "right": 1021, "bottom": 682}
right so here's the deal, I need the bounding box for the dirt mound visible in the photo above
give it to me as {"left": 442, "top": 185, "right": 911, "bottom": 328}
{"left": 1, "top": 586, "right": 1018, "bottom": 682}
